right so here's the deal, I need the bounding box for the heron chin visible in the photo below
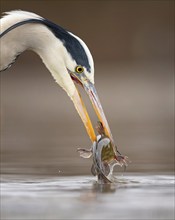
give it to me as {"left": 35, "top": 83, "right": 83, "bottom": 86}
{"left": 0, "top": 10, "right": 115, "bottom": 149}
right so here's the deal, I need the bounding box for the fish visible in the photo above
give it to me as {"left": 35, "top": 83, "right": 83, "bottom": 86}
{"left": 77, "top": 121, "right": 129, "bottom": 183}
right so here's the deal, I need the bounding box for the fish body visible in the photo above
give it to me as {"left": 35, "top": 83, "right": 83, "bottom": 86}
{"left": 77, "top": 121, "right": 129, "bottom": 183}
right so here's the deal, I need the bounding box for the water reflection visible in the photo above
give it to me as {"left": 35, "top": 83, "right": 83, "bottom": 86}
{"left": 1, "top": 174, "right": 174, "bottom": 220}
{"left": 92, "top": 182, "right": 116, "bottom": 193}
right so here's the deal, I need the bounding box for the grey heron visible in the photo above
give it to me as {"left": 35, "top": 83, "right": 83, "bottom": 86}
{"left": 1, "top": 11, "right": 127, "bottom": 178}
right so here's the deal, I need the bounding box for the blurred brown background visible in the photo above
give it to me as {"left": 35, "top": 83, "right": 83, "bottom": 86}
{"left": 1, "top": 0, "right": 174, "bottom": 175}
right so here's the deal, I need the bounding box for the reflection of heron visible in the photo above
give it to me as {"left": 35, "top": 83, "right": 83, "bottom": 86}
{"left": 0, "top": 10, "right": 114, "bottom": 145}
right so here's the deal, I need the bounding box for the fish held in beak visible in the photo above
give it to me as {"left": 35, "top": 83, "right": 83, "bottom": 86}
{"left": 77, "top": 121, "right": 129, "bottom": 183}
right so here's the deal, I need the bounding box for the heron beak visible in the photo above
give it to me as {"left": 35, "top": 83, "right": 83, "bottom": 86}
{"left": 83, "top": 81, "right": 114, "bottom": 143}
{"left": 71, "top": 87, "right": 96, "bottom": 142}
{"left": 71, "top": 74, "right": 114, "bottom": 147}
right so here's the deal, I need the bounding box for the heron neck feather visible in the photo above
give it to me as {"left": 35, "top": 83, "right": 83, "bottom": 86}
{"left": 0, "top": 16, "right": 76, "bottom": 97}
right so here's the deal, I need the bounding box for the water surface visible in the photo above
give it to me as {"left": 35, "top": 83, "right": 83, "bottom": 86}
{"left": 1, "top": 173, "right": 174, "bottom": 220}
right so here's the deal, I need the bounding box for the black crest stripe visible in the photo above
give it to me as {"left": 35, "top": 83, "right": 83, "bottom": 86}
{"left": 0, "top": 18, "right": 91, "bottom": 72}
{"left": 0, "top": 19, "right": 43, "bottom": 38}
{"left": 41, "top": 18, "right": 91, "bottom": 72}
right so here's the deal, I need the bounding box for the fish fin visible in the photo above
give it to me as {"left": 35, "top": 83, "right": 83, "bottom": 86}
{"left": 115, "top": 155, "right": 130, "bottom": 167}
{"left": 77, "top": 148, "right": 92, "bottom": 158}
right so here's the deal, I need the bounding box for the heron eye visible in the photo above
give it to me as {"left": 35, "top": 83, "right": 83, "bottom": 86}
{"left": 75, "top": 66, "right": 84, "bottom": 73}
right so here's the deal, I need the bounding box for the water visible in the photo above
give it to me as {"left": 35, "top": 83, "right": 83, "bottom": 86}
{"left": 1, "top": 173, "right": 174, "bottom": 220}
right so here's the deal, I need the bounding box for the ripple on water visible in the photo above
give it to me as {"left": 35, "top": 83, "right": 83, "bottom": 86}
{"left": 1, "top": 173, "right": 174, "bottom": 220}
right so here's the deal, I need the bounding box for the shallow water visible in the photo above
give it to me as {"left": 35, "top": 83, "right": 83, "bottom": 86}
{"left": 1, "top": 173, "right": 174, "bottom": 220}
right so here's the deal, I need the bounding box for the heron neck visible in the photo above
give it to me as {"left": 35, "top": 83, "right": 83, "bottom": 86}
{"left": 0, "top": 22, "right": 76, "bottom": 97}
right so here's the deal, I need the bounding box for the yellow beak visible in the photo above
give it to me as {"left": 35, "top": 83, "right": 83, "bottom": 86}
{"left": 71, "top": 79, "right": 116, "bottom": 154}
{"left": 71, "top": 87, "right": 96, "bottom": 142}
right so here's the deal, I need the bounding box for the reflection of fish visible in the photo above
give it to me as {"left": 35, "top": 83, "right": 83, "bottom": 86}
{"left": 77, "top": 122, "right": 129, "bottom": 183}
